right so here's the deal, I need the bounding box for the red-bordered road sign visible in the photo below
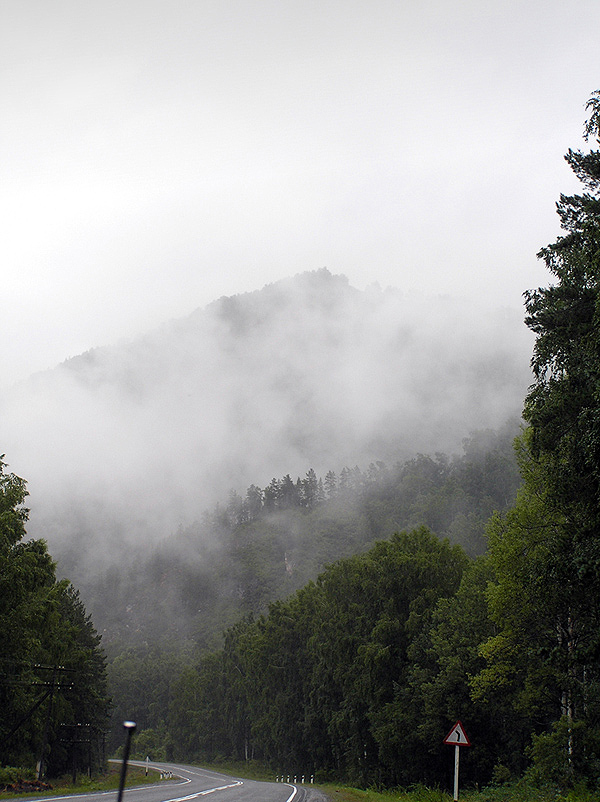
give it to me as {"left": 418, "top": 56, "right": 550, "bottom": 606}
{"left": 443, "top": 720, "right": 471, "bottom": 746}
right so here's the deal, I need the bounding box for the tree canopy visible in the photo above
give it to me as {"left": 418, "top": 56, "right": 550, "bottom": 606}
{"left": 524, "top": 90, "right": 600, "bottom": 528}
{"left": 473, "top": 91, "right": 600, "bottom": 786}
{"left": 0, "top": 457, "right": 109, "bottom": 778}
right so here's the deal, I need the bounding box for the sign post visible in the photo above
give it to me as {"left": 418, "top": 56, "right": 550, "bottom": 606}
{"left": 443, "top": 721, "right": 471, "bottom": 801}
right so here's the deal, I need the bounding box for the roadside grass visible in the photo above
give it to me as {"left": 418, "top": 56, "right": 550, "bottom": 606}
{"left": 318, "top": 781, "right": 598, "bottom": 802}
{"left": 320, "top": 784, "right": 451, "bottom": 802}
{"left": 0, "top": 764, "right": 163, "bottom": 798}
{"left": 4, "top": 759, "right": 596, "bottom": 802}
{"left": 195, "top": 761, "right": 599, "bottom": 802}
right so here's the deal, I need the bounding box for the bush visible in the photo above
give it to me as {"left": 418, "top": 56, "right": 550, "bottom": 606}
{"left": 525, "top": 718, "right": 600, "bottom": 791}
{"left": 0, "top": 766, "right": 36, "bottom": 786}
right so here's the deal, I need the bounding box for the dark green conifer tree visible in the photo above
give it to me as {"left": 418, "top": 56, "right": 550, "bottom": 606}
{"left": 0, "top": 456, "right": 109, "bottom": 776}
{"left": 476, "top": 92, "right": 600, "bottom": 788}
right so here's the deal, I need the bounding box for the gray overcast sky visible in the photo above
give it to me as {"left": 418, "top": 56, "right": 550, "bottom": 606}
{"left": 2, "top": 0, "right": 599, "bottom": 389}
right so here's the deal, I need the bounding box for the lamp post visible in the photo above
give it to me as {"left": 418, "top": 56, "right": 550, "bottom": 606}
{"left": 116, "top": 721, "right": 136, "bottom": 802}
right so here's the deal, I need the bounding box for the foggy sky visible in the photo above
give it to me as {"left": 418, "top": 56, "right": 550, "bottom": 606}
{"left": 0, "top": 271, "right": 533, "bottom": 576}
{"left": 2, "top": 0, "right": 600, "bottom": 390}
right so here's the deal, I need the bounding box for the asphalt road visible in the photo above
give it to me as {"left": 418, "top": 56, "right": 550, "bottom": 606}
{"left": 8, "top": 760, "right": 329, "bottom": 802}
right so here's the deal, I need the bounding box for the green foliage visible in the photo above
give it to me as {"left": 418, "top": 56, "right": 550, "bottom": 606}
{"left": 467, "top": 91, "right": 600, "bottom": 791}
{"left": 106, "top": 643, "right": 190, "bottom": 756}
{"left": 523, "top": 91, "right": 600, "bottom": 533}
{"left": 102, "top": 422, "right": 522, "bottom": 784}
{"left": 0, "top": 456, "right": 109, "bottom": 777}
{"left": 383, "top": 556, "right": 502, "bottom": 784}
{"left": 91, "top": 422, "right": 521, "bottom": 657}
{"left": 473, "top": 430, "right": 600, "bottom": 784}
{"left": 524, "top": 718, "right": 600, "bottom": 791}
{"left": 472, "top": 432, "right": 566, "bottom": 720}
{"left": 0, "top": 766, "right": 36, "bottom": 785}
{"left": 128, "top": 726, "right": 173, "bottom": 761}
{"left": 165, "top": 527, "right": 469, "bottom": 785}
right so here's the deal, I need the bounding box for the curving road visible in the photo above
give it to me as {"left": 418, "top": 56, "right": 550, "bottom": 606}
{"left": 9, "top": 760, "right": 328, "bottom": 802}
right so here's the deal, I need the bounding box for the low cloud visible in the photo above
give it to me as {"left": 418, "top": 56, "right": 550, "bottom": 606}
{"left": 0, "top": 270, "right": 532, "bottom": 579}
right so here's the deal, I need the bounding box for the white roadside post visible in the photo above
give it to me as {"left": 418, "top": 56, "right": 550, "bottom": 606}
{"left": 443, "top": 720, "right": 471, "bottom": 801}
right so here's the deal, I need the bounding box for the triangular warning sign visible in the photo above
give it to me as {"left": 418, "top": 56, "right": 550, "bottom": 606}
{"left": 443, "top": 720, "right": 471, "bottom": 746}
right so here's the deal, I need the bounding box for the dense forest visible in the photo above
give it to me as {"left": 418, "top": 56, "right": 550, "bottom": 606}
{"left": 89, "top": 419, "right": 520, "bottom": 651}
{"left": 2, "top": 91, "right": 600, "bottom": 795}
{"left": 100, "top": 419, "right": 521, "bottom": 754}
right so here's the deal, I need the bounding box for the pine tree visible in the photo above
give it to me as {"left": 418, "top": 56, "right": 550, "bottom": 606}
{"left": 475, "top": 92, "right": 600, "bottom": 787}
{"left": 524, "top": 90, "right": 600, "bottom": 529}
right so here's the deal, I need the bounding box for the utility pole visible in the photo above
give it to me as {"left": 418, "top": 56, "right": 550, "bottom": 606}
{"left": 61, "top": 723, "right": 93, "bottom": 783}
{"left": 1, "top": 661, "right": 76, "bottom": 779}
{"left": 36, "top": 666, "right": 57, "bottom": 780}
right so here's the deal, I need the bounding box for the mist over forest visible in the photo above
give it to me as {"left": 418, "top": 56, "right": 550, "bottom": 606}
{"left": 0, "top": 269, "right": 531, "bottom": 589}
{"left": 4, "top": 66, "right": 600, "bottom": 791}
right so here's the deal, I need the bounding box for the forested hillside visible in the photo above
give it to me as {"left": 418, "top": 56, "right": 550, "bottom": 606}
{"left": 170, "top": 528, "right": 473, "bottom": 786}
{"left": 104, "top": 91, "right": 600, "bottom": 794}
{"left": 3, "top": 88, "right": 599, "bottom": 799}
{"left": 0, "top": 268, "right": 531, "bottom": 597}
{"left": 101, "top": 418, "right": 522, "bottom": 770}
{"left": 92, "top": 420, "right": 520, "bottom": 650}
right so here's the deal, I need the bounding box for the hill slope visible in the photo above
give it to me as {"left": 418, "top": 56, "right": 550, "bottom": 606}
{"left": 0, "top": 269, "right": 531, "bottom": 582}
{"left": 94, "top": 421, "right": 522, "bottom": 648}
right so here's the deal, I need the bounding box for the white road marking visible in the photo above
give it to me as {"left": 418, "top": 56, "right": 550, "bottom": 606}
{"left": 283, "top": 784, "right": 298, "bottom": 802}
{"left": 29, "top": 772, "right": 241, "bottom": 802}
{"left": 167, "top": 780, "right": 243, "bottom": 801}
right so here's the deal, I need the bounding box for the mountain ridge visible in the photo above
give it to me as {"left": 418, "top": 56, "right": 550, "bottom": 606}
{"left": 0, "top": 268, "right": 532, "bottom": 580}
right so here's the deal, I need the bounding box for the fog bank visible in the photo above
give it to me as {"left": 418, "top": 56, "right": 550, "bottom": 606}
{"left": 0, "top": 270, "right": 532, "bottom": 578}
